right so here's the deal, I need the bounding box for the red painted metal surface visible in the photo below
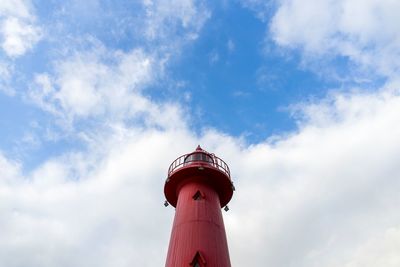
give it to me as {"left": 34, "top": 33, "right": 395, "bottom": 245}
{"left": 164, "top": 146, "right": 234, "bottom": 267}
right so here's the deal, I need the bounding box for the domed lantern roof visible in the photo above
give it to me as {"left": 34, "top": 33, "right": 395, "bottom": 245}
{"left": 183, "top": 145, "right": 214, "bottom": 165}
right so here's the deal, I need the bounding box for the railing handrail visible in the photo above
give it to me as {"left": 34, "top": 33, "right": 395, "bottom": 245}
{"left": 167, "top": 152, "right": 231, "bottom": 179}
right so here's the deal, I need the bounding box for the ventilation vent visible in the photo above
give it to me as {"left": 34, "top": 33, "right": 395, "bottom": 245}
{"left": 190, "top": 251, "right": 206, "bottom": 266}
{"left": 192, "top": 190, "right": 204, "bottom": 200}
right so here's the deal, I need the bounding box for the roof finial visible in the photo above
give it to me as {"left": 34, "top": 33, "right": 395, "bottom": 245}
{"left": 196, "top": 145, "right": 202, "bottom": 151}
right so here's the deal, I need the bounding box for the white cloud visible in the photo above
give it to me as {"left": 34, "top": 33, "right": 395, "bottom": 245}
{"left": 0, "top": 152, "right": 21, "bottom": 184}
{"left": 143, "top": 0, "right": 210, "bottom": 42}
{"left": 28, "top": 47, "right": 183, "bottom": 130}
{"left": 0, "top": 0, "right": 32, "bottom": 18}
{"left": 3, "top": 80, "right": 400, "bottom": 266}
{"left": 209, "top": 50, "right": 219, "bottom": 64}
{"left": 345, "top": 226, "right": 400, "bottom": 267}
{"left": 0, "top": 127, "right": 196, "bottom": 267}
{"left": 0, "top": 0, "right": 42, "bottom": 57}
{"left": 1, "top": 16, "right": 41, "bottom": 57}
{"left": 227, "top": 39, "right": 235, "bottom": 52}
{"left": 225, "top": 84, "right": 400, "bottom": 267}
{"left": 0, "top": 60, "right": 14, "bottom": 95}
{"left": 239, "top": 0, "right": 273, "bottom": 21}
{"left": 26, "top": 1, "right": 209, "bottom": 130}
{"left": 270, "top": 0, "right": 400, "bottom": 77}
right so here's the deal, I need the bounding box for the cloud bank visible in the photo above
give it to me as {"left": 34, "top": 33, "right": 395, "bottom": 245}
{"left": 270, "top": 0, "right": 400, "bottom": 77}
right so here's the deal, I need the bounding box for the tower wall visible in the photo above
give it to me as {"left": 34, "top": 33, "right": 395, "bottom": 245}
{"left": 165, "top": 177, "right": 231, "bottom": 267}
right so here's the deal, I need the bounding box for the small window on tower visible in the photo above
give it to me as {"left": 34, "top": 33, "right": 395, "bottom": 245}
{"left": 192, "top": 190, "right": 203, "bottom": 200}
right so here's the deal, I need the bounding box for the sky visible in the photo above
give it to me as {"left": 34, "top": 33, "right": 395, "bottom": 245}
{"left": 1, "top": 0, "right": 400, "bottom": 266}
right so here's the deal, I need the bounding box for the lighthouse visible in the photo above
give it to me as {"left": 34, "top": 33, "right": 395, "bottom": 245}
{"left": 164, "top": 146, "right": 234, "bottom": 267}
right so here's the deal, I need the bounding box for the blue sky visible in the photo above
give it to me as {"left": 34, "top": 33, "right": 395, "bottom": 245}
{"left": 1, "top": 1, "right": 400, "bottom": 267}
{"left": 1, "top": 1, "right": 349, "bottom": 165}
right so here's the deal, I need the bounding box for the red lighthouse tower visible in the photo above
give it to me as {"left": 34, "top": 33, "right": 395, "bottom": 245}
{"left": 164, "top": 146, "right": 234, "bottom": 267}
